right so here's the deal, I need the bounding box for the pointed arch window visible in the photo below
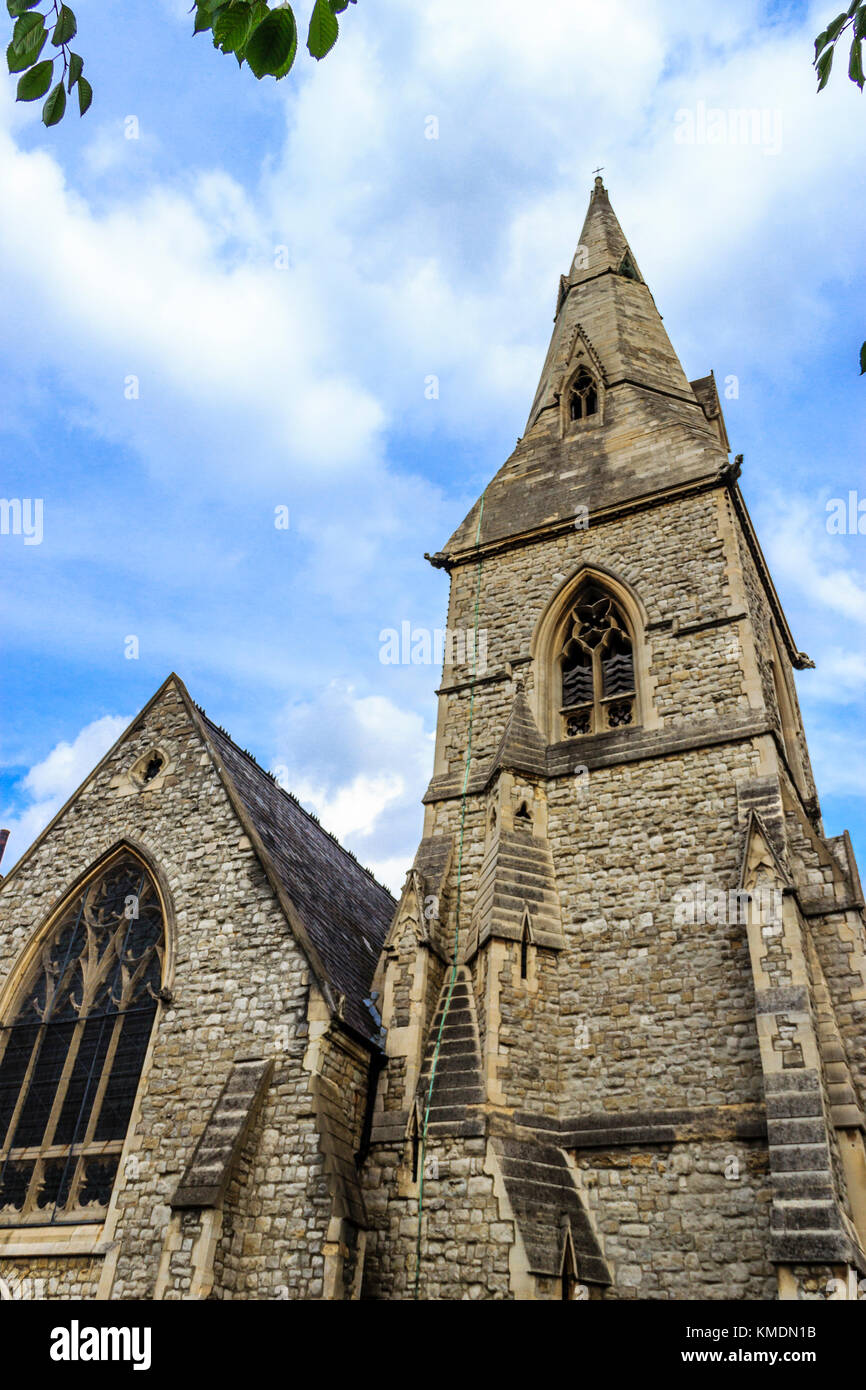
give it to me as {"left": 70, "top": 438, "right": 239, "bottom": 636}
{"left": 407, "top": 1101, "right": 423, "bottom": 1184}
{"left": 560, "top": 585, "right": 636, "bottom": 737}
{"left": 568, "top": 367, "right": 598, "bottom": 422}
{"left": 0, "top": 852, "right": 164, "bottom": 1225}
{"left": 561, "top": 1237, "right": 579, "bottom": 1300}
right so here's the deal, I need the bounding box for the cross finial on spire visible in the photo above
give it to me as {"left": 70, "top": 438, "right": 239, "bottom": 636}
{"left": 592, "top": 166, "right": 604, "bottom": 177}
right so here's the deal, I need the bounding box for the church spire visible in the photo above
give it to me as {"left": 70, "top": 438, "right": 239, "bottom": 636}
{"left": 526, "top": 177, "right": 695, "bottom": 432}
{"left": 567, "top": 174, "right": 643, "bottom": 287}
{"left": 439, "top": 178, "right": 729, "bottom": 561}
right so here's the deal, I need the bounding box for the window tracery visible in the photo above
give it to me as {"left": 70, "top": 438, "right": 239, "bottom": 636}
{"left": 568, "top": 367, "right": 598, "bottom": 422}
{"left": 0, "top": 852, "right": 164, "bottom": 1225}
{"left": 560, "top": 585, "right": 636, "bottom": 737}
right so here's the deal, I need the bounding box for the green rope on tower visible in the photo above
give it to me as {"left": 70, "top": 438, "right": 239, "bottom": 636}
{"left": 413, "top": 494, "right": 485, "bottom": 1301}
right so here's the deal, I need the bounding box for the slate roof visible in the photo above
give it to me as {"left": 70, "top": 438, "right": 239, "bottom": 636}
{"left": 198, "top": 711, "right": 395, "bottom": 1044}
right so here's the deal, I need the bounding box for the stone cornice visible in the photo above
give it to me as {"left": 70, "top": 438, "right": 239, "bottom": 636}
{"left": 423, "top": 714, "right": 773, "bottom": 804}
{"left": 514, "top": 1102, "right": 768, "bottom": 1148}
{"left": 426, "top": 466, "right": 730, "bottom": 573}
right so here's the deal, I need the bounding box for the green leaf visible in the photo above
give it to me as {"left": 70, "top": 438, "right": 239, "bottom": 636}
{"left": 816, "top": 44, "right": 834, "bottom": 88}
{"left": 42, "top": 77, "right": 65, "bottom": 124}
{"left": 6, "top": 0, "right": 42, "bottom": 15}
{"left": 850, "top": 34, "right": 865, "bottom": 85}
{"left": 11, "top": 11, "right": 44, "bottom": 52}
{"left": 307, "top": 0, "right": 337, "bottom": 58}
{"left": 76, "top": 71, "right": 91, "bottom": 113}
{"left": 860, "top": 340, "right": 866, "bottom": 374}
{"left": 234, "top": 1, "right": 269, "bottom": 65}
{"left": 329, "top": 0, "right": 351, "bottom": 11}
{"left": 245, "top": 5, "right": 296, "bottom": 78}
{"left": 213, "top": 0, "right": 251, "bottom": 53}
{"left": 826, "top": 10, "right": 850, "bottom": 41}
{"left": 856, "top": 6, "right": 866, "bottom": 39}
{"left": 67, "top": 49, "right": 81, "bottom": 88}
{"left": 16, "top": 56, "right": 53, "bottom": 99}
{"left": 195, "top": 0, "right": 231, "bottom": 31}
{"left": 7, "top": 25, "right": 45, "bottom": 70}
{"left": 7, "top": 38, "right": 33, "bottom": 70}
{"left": 273, "top": 17, "right": 297, "bottom": 76}
{"left": 814, "top": 28, "right": 829, "bottom": 57}
{"left": 51, "top": 4, "right": 77, "bottom": 45}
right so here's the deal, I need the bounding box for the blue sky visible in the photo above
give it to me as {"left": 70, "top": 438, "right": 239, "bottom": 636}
{"left": 1, "top": 0, "right": 865, "bottom": 892}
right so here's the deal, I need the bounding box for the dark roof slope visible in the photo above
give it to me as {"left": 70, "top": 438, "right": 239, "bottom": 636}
{"left": 201, "top": 714, "right": 395, "bottom": 1043}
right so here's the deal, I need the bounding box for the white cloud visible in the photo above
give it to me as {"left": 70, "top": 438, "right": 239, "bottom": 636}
{"left": 271, "top": 682, "right": 434, "bottom": 891}
{"left": 0, "top": 118, "right": 386, "bottom": 490}
{"left": 2, "top": 715, "right": 130, "bottom": 870}
{"left": 796, "top": 649, "right": 866, "bottom": 704}
{"left": 761, "top": 494, "right": 866, "bottom": 629}
{"left": 1, "top": 0, "right": 861, "bottom": 506}
{"left": 801, "top": 720, "right": 866, "bottom": 798}
{"left": 291, "top": 772, "right": 405, "bottom": 843}
{"left": 1, "top": 0, "right": 866, "bottom": 868}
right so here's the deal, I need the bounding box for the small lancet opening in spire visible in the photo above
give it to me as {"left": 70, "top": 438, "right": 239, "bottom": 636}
{"left": 408, "top": 1101, "right": 422, "bottom": 1183}
{"left": 520, "top": 911, "right": 532, "bottom": 980}
{"left": 560, "top": 1223, "right": 579, "bottom": 1300}
{"left": 617, "top": 249, "right": 641, "bottom": 282}
{"left": 568, "top": 367, "right": 598, "bottom": 422}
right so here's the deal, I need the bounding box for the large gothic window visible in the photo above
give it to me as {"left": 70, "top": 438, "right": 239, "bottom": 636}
{"left": 560, "top": 585, "right": 636, "bottom": 737}
{"left": 0, "top": 853, "right": 164, "bottom": 1225}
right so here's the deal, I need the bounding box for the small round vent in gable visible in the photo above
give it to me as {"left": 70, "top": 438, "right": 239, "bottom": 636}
{"left": 130, "top": 747, "right": 169, "bottom": 789}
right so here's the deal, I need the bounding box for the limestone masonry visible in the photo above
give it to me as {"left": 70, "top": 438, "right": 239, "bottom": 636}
{"left": 2, "top": 179, "right": 865, "bottom": 1300}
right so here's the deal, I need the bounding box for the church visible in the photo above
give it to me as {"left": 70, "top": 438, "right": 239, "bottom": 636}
{"left": 2, "top": 178, "right": 865, "bottom": 1301}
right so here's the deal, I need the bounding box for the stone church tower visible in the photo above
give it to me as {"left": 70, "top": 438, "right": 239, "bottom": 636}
{"left": 1, "top": 179, "right": 865, "bottom": 1303}
{"left": 360, "top": 178, "right": 866, "bottom": 1300}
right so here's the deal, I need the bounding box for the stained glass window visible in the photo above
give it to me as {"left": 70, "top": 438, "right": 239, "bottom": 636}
{"left": 0, "top": 853, "right": 164, "bottom": 1225}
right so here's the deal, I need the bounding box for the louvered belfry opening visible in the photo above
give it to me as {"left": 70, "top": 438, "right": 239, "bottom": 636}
{"left": 0, "top": 852, "right": 164, "bottom": 1225}
{"left": 560, "top": 584, "right": 636, "bottom": 737}
{"left": 568, "top": 366, "right": 598, "bottom": 421}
